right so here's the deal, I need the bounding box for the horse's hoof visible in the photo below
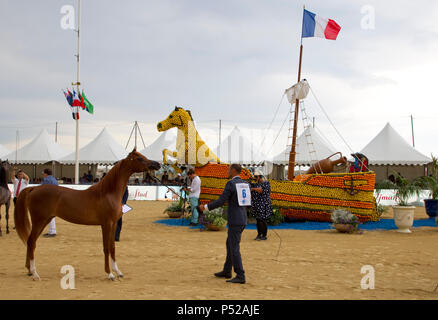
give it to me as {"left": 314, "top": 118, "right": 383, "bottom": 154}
{"left": 108, "top": 273, "right": 116, "bottom": 281}
{"left": 6, "top": 230, "right": 9, "bottom": 234}
{"left": 27, "top": 272, "right": 32, "bottom": 276}
{"left": 118, "top": 273, "right": 124, "bottom": 278}
{"left": 32, "top": 274, "right": 41, "bottom": 281}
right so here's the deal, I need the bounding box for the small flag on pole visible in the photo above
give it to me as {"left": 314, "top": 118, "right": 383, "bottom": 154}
{"left": 80, "top": 91, "right": 94, "bottom": 114}
{"left": 62, "top": 89, "right": 79, "bottom": 120}
{"left": 301, "top": 9, "right": 341, "bottom": 40}
{"left": 63, "top": 90, "right": 73, "bottom": 106}
{"left": 72, "top": 90, "right": 85, "bottom": 109}
{"left": 62, "top": 88, "right": 94, "bottom": 119}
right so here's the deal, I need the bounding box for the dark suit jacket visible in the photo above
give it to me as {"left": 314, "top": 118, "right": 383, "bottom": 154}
{"left": 122, "top": 187, "right": 129, "bottom": 205}
{"left": 207, "top": 176, "right": 249, "bottom": 226}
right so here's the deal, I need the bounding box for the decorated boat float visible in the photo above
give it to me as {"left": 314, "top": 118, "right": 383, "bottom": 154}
{"left": 156, "top": 107, "right": 379, "bottom": 223}
{"left": 195, "top": 163, "right": 379, "bottom": 223}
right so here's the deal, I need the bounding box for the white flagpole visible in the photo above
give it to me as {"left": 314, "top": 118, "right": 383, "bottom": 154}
{"left": 74, "top": 0, "right": 81, "bottom": 184}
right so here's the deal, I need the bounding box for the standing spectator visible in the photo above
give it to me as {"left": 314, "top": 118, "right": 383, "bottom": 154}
{"left": 184, "top": 168, "right": 201, "bottom": 226}
{"left": 80, "top": 173, "right": 88, "bottom": 184}
{"left": 86, "top": 170, "right": 93, "bottom": 183}
{"left": 198, "top": 164, "right": 249, "bottom": 284}
{"left": 250, "top": 170, "right": 273, "bottom": 241}
{"left": 161, "top": 171, "right": 169, "bottom": 185}
{"left": 11, "top": 167, "right": 29, "bottom": 229}
{"left": 115, "top": 187, "right": 129, "bottom": 242}
{"left": 11, "top": 167, "right": 29, "bottom": 206}
{"left": 41, "top": 168, "right": 59, "bottom": 238}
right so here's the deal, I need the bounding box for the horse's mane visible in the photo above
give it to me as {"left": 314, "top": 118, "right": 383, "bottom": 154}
{"left": 0, "top": 166, "right": 8, "bottom": 189}
{"left": 89, "top": 159, "right": 126, "bottom": 194}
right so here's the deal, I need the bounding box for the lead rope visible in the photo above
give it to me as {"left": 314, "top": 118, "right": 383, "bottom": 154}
{"left": 151, "top": 174, "right": 189, "bottom": 225}
{"left": 272, "top": 229, "right": 282, "bottom": 261}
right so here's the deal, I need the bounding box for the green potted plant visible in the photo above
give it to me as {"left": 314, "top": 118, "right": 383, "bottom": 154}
{"left": 331, "top": 209, "right": 360, "bottom": 233}
{"left": 267, "top": 206, "right": 284, "bottom": 226}
{"left": 376, "top": 174, "right": 422, "bottom": 233}
{"left": 199, "top": 208, "right": 227, "bottom": 231}
{"left": 163, "top": 198, "right": 185, "bottom": 218}
{"left": 415, "top": 155, "right": 438, "bottom": 218}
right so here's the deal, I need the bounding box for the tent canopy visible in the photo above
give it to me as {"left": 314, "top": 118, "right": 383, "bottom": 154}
{"left": 139, "top": 130, "right": 177, "bottom": 162}
{"left": 214, "top": 126, "right": 266, "bottom": 164}
{"left": 360, "top": 123, "right": 431, "bottom": 166}
{"left": 0, "top": 144, "right": 10, "bottom": 159}
{"left": 60, "top": 128, "right": 128, "bottom": 165}
{"left": 273, "top": 126, "right": 337, "bottom": 166}
{"left": 3, "top": 129, "right": 69, "bottom": 164}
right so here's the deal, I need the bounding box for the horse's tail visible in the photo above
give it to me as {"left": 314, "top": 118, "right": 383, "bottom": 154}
{"left": 14, "top": 187, "right": 33, "bottom": 245}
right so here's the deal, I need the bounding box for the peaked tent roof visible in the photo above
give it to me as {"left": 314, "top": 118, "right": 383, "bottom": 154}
{"left": 0, "top": 144, "right": 10, "bottom": 158}
{"left": 60, "top": 128, "right": 128, "bottom": 165}
{"left": 139, "top": 130, "right": 177, "bottom": 162}
{"left": 214, "top": 126, "right": 267, "bottom": 164}
{"left": 3, "top": 129, "right": 69, "bottom": 164}
{"left": 360, "top": 123, "right": 431, "bottom": 165}
{"left": 273, "top": 126, "right": 337, "bottom": 166}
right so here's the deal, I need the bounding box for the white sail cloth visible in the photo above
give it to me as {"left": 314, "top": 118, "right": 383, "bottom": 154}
{"left": 285, "top": 79, "right": 310, "bottom": 104}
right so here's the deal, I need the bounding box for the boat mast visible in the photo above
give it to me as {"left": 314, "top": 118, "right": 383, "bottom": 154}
{"left": 287, "top": 6, "right": 304, "bottom": 180}
{"left": 73, "top": 0, "right": 81, "bottom": 184}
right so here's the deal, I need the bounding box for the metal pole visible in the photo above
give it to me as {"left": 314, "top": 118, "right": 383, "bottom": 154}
{"left": 135, "top": 121, "right": 138, "bottom": 149}
{"left": 55, "top": 122, "right": 58, "bottom": 143}
{"left": 218, "top": 119, "right": 222, "bottom": 160}
{"left": 411, "top": 115, "right": 415, "bottom": 148}
{"left": 74, "top": 0, "right": 81, "bottom": 184}
{"left": 15, "top": 130, "right": 19, "bottom": 164}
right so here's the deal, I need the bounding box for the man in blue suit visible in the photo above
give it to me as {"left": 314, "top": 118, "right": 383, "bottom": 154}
{"left": 199, "top": 164, "right": 250, "bottom": 284}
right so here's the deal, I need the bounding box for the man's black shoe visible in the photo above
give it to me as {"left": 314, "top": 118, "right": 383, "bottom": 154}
{"left": 226, "top": 277, "right": 245, "bottom": 284}
{"left": 189, "top": 222, "right": 198, "bottom": 226}
{"left": 43, "top": 233, "right": 56, "bottom": 238}
{"left": 259, "top": 236, "right": 267, "bottom": 240}
{"left": 214, "top": 271, "right": 232, "bottom": 279}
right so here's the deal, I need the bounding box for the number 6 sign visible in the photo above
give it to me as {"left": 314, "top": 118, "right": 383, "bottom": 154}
{"left": 236, "top": 183, "right": 251, "bottom": 206}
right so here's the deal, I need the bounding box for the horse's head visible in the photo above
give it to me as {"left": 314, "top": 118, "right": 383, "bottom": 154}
{"left": 125, "top": 148, "right": 161, "bottom": 173}
{"left": 157, "top": 106, "right": 193, "bottom": 132}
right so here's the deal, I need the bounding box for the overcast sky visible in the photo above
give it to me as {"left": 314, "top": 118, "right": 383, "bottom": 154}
{"left": 1, "top": 0, "right": 438, "bottom": 160}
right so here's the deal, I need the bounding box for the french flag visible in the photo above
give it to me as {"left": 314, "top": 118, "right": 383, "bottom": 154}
{"left": 301, "top": 9, "right": 341, "bottom": 40}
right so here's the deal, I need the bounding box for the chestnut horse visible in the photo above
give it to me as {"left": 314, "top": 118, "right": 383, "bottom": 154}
{"left": 14, "top": 149, "right": 160, "bottom": 281}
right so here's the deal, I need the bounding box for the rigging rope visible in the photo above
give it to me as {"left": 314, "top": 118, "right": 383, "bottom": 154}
{"left": 256, "top": 108, "right": 290, "bottom": 166}
{"left": 308, "top": 85, "right": 355, "bottom": 153}
{"left": 259, "top": 93, "right": 286, "bottom": 153}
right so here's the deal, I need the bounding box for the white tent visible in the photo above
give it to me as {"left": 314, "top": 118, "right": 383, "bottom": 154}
{"left": 139, "top": 130, "right": 177, "bottom": 162}
{"left": 273, "top": 126, "right": 337, "bottom": 166}
{"left": 3, "top": 129, "right": 69, "bottom": 164}
{"left": 214, "top": 126, "right": 267, "bottom": 164}
{"left": 60, "top": 128, "right": 128, "bottom": 165}
{"left": 0, "top": 144, "right": 10, "bottom": 158}
{"left": 360, "top": 123, "right": 431, "bottom": 165}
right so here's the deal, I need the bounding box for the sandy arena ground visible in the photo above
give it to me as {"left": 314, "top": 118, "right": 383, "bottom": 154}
{"left": 0, "top": 201, "right": 438, "bottom": 300}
